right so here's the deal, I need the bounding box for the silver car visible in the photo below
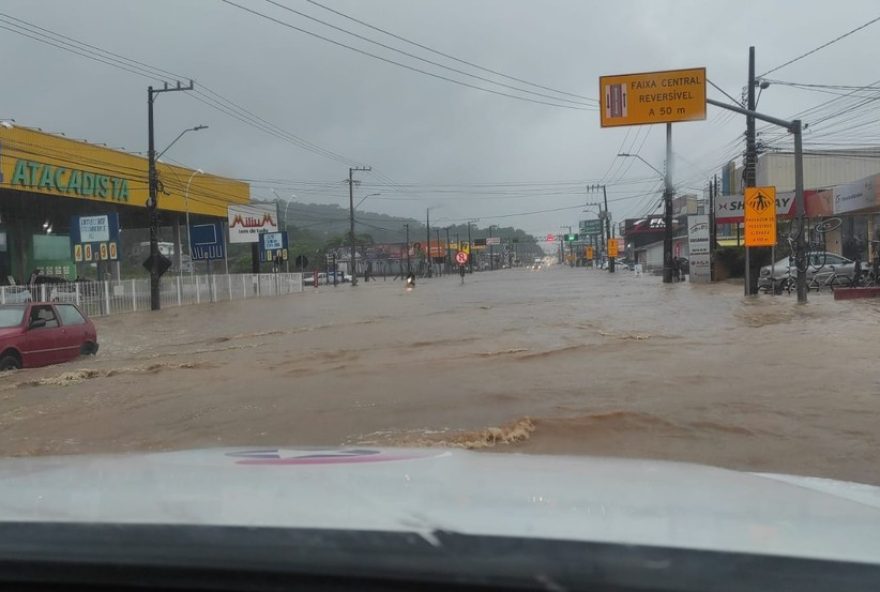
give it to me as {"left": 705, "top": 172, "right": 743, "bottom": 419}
{"left": 758, "top": 252, "right": 860, "bottom": 291}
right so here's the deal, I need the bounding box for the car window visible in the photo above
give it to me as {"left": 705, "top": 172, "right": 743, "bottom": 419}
{"left": 0, "top": 306, "right": 25, "bottom": 328}
{"left": 825, "top": 254, "right": 848, "bottom": 265}
{"left": 56, "top": 304, "right": 86, "bottom": 326}
{"left": 29, "top": 305, "right": 59, "bottom": 329}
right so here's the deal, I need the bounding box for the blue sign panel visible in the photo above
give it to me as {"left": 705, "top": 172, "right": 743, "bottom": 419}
{"left": 69, "top": 213, "right": 120, "bottom": 262}
{"left": 189, "top": 222, "right": 226, "bottom": 261}
{"left": 259, "top": 231, "right": 289, "bottom": 262}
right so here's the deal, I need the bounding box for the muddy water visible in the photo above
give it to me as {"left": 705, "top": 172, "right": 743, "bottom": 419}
{"left": 2, "top": 267, "right": 879, "bottom": 484}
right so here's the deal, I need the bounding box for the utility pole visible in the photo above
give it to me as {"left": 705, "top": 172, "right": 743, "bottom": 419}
{"left": 435, "top": 228, "right": 443, "bottom": 277}
{"left": 426, "top": 208, "right": 432, "bottom": 277}
{"left": 445, "top": 226, "right": 451, "bottom": 274}
{"left": 663, "top": 123, "right": 674, "bottom": 283}
{"left": 404, "top": 223, "right": 411, "bottom": 274}
{"left": 706, "top": 98, "right": 806, "bottom": 302}
{"left": 588, "top": 185, "right": 615, "bottom": 273}
{"left": 489, "top": 225, "right": 495, "bottom": 270}
{"left": 710, "top": 174, "right": 718, "bottom": 281}
{"left": 147, "top": 80, "right": 193, "bottom": 311}
{"left": 602, "top": 185, "right": 614, "bottom": 272}
{"left": 744, "top": 46, "right": 758, "bottom": 296}
{"left": 467, "top": 221, "right": 474, "bottom": 273}
{"left": 348, "top": 166, "right": 371, "bottom": 286}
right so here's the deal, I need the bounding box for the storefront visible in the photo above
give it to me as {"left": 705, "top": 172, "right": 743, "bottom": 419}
{"left": 0, "top": 125, "right": 249, "bottom": 284}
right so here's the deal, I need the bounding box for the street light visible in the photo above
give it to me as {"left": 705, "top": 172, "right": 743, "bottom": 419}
{"left": 181, "top": 168, "right": 204, "bottom": 279}
{"left": 617, "top": 153, "right": 665, "bottom": 179}
{"left": 354, "top": 193, "right": 380, "bottom": 210}
{"left": 619, "top": 151, "right": 673, "bottom": 282}
{"left": 157, "top": 125, "right": 208, "bottom": 160}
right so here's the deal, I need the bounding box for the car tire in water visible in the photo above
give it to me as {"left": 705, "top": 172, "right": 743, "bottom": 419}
{"left": 81, "top": 342, "right": 99, "bottom": 356}
{"left": 0, "top": 354, "right": 22, "bottom": 371}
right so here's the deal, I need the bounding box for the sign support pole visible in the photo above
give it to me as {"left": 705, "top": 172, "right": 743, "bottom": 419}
{"left": 663, "top": 123, "right": 674, "bottom": 283}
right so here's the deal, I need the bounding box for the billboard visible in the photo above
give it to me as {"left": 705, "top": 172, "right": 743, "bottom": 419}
{"left": 228, "top": 203, "right": 279, "bottom": 243}
{"left": 189, "top": 222, "right": 226, "bottom": 261}
{"left": 687, "top": 215, "right": 711, "bottom": 283}
{"left": 259, "top": 230, "right": 288, "bottom": 262}
{"left": 69, "top": 213, "right": 120, "bottom": 263}
{"left": 714, "top": 191, "right": 795, "bottom": 224}
{"left": 833, "top": 175, "right": 879, "bottom": 215}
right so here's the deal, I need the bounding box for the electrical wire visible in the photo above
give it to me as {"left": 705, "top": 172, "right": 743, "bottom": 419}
{"left": 219, "top": 0, "right": 594, "bottom": 111}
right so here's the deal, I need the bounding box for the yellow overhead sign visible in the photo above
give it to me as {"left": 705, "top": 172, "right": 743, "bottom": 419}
{"left": 599, "top": 67, "right": 707, "bottom": 127}
{"left": 744, "top": 186, "right": 777, "bottom": 247}
{"left": 0, "top": 126, "right": 249, "bottom": 217}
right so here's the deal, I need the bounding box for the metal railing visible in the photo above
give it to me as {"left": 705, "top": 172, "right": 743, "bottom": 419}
{"left": 0, "top": 273, "right": 304, "bottom": 317}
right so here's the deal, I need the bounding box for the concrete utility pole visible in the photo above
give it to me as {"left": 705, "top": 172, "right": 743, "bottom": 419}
{"left": 587, "top": 186, "right": 614, "bottom": 273}
{"left": 404, "top": 223, "right": 411, "bottom": 274}
{"left": 467, "top": 221, "right": 474, "bottom": 273}
{"left": 426, "top": 208, "right": 432, "bottom": 277}
{"left": 662, "top": 123, "right": 674, "bottom": 283}
{"left": 147, "top": 80, "right": 194, "bottom": 311}
{"left": 348, "top": 166, "right": 371, "bottom": 286}
{"left": 435, "top": 228, "right": 443, "bottom": 277}
{"left": 445, "top": 226, "right": 451, "bottom": 274}
{"left": 744, "top": 46, "right": 758, "bottom": 295}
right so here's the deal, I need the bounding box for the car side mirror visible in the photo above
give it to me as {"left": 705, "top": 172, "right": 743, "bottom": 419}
{"left": 29, "top": 318, "right": 46, "bottom": 330}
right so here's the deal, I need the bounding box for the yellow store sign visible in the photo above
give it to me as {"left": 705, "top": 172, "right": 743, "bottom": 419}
{"left": 0, "top": 126, "right": 248, "bottom": 217}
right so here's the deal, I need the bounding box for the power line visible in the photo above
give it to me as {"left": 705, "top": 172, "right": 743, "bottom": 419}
{"left": 302, "top": 0, "right": 597, "bottom": 103}
{"left": 759, "top": 15, "right": 880, "bottom": 77}
{"left": 263, "top": 0, "right": 594, "bottom": 108}
{"left": 219, "top": 0, "right": 594, "bottom": 111}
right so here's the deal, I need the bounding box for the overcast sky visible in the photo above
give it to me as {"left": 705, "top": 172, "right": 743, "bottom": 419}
{"left": 2, "top": 0, "right": 879, "bottom": 235}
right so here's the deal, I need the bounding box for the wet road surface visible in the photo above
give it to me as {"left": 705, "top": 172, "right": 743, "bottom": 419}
{"left": 2, "top": 266, "right": 879, "bottom": 484}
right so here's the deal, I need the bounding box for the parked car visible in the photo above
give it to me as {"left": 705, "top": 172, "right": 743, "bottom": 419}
{"left": 758, "top": 252, "right": 860, "bottom": 291}
{"left": 0, "top": 302, "right": 98, "bottom": 371}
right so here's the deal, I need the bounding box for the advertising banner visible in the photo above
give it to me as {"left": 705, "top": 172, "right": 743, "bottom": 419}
{"left": 715, "top": 191, "right": 794, "bottom": 224}
{"left": 190, "top": 221, "right": 226, "bottom": 261}
{"left": 259, "top": 230, "right": 288, "bottom": 262}
{"left": 833, "top": 175, "right": 879, "bottom": 215}
{"left": 228, "top": 203, "right": 279, "bottom": 243}
{"left": 70, "top": 213, "right": 119, "bottom": 262}
{"left": 687, "top": 215, "right": 711, "bottom": 283}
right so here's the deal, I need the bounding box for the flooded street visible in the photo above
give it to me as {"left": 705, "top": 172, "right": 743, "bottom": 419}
{"left": 2, "top": 267, "right": 879, "bottom": 484}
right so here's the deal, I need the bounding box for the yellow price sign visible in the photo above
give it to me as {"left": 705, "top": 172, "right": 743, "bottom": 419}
{"left": 744, "top": 186, "right": 777, "bottom": 247}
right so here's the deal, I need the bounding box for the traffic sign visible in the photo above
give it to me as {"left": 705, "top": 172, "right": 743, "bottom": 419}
{"left": 744, "top": 186, "right": 777, "bottom": 247}
{"left": 608, "top": 239, "right": 619, "bottom": 257}
{"left": 455, "top": 251, "right": 468, "bottom": 265}
{"left": 586, "top": 245, "right": 594, "bottom": 259}
{"left": 599, "top": 67, "right": 706, "bottom": 128}
{"left": 486, "top": 236, "right": 501, "bottom": 246}
{"left": 579, "top": 219, "right": 603, "bottom": 235}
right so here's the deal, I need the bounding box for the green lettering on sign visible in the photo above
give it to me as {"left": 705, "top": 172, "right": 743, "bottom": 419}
{"left": 11, "top": 160, "right": 29, "bottom": 186}
{"left": 9, "top": 158, "right": 131, "bottom": 204}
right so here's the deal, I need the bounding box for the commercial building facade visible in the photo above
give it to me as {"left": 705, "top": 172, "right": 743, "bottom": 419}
{"left": 0, "top": 125, "right": 249, "bottom": 284}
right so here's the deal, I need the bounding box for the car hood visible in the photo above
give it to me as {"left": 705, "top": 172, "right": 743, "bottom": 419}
{"left": 0, "top": 327, "right": 24, "bottom": 339}
{"left": 0, "top": 448, "right": 878, "bottom": 564}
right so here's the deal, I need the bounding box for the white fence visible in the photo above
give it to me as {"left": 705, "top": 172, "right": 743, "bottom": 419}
{"left": 0, "top": 273, "right": 304, "bottom": 317}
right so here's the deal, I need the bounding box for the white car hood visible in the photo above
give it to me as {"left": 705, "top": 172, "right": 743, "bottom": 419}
{"left": 0, "top": 447, "right": 878, "bottom": 564}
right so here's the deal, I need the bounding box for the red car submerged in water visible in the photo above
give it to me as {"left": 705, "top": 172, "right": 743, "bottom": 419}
{"left": 0, "top": 302, "right": 98, "bottom": 371}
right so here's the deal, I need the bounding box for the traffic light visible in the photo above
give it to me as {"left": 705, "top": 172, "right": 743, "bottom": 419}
{"left": 564, "top": 233, "right": 578, "bottom": 242}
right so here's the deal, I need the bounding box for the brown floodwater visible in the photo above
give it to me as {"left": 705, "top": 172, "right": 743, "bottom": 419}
{"left": 2, "top": 266, "right": 879, "bottom": 484}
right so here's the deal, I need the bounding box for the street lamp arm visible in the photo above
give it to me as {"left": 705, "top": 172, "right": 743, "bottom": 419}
{"left": 157, "top": 125, "right": 208, "bottom": 160}
{"left": 617, "top": 153, "right": 665, "bottom": 179}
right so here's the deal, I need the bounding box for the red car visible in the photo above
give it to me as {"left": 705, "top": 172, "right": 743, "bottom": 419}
{"left": 0, "top": 302, "right": 98, "bottom": 371}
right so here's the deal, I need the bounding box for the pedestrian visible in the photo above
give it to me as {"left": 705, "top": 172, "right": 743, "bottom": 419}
{"left": 672, "top": 257, "right": 681, "bottom": 282}
{"left": 405, "top": 271, "right": 416, "bottom": 291}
